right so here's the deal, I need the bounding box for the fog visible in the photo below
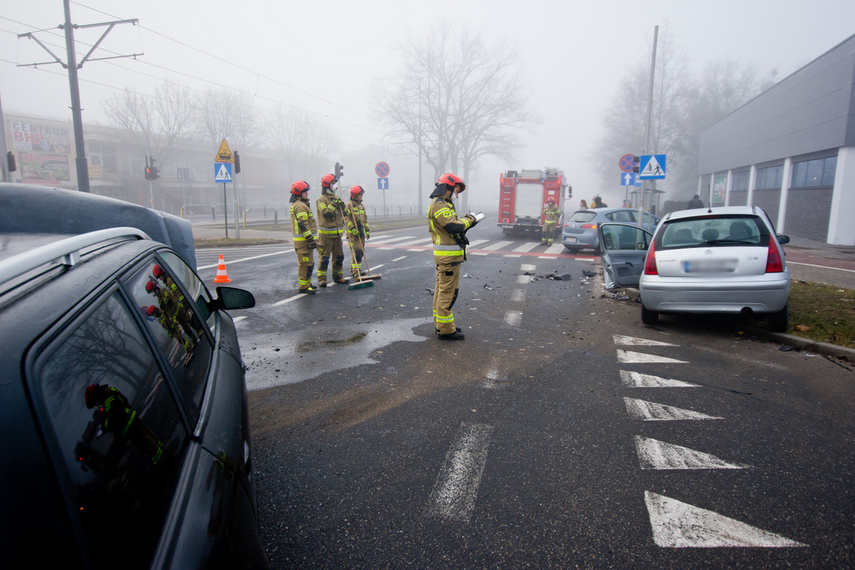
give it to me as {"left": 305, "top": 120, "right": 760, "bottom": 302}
{"left": 2, "top": 0, "right": 852, "bottom": 210}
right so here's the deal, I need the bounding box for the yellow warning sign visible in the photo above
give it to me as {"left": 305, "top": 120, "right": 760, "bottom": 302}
{"left": 215, "top": 139, "right": 234, "bottom": 163}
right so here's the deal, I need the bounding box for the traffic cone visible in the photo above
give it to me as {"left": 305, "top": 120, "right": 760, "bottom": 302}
{"left": 213, "top": 254, "right": 231, "bottom": 283}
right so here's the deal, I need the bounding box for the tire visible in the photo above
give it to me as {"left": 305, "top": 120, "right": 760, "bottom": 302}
{"left": 641, "top": 304, "right": 658, "bottom": 325}
{"left": 769, "top": 303, "right": 789, "bottom": 332}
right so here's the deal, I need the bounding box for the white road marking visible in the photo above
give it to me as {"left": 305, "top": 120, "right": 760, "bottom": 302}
{"left": 521, "top": 264, "right": 537, "bottom": 272}
{"left": 393, "top": 237, "right": 433, "bottom": 247}
{"left": 620, "top": 370, "right": 700, "bottom": 388}
{"left": 635, "top": 436, "right": 750, "bottom": 470}
{"left": 624, "top": 398, "right": 722, "bottom": 421}
{"left": 407, "top": 249, "right": 426, "bottom": 252}
{"left": 613, "top": 334, "right": 677, "bottom": 347}
{"left": 503, "top": 311, "right": 523, "bottom": 327}
{"left": 503, "top": 254, "right": 522, "bottom": 258}
{"left": 482, "top": 355, "right": 508, "bottom": 389}
{"left": 537, "top": 256, "right": 558, "bottom": 259}
{"left": 369, "top": 264, "right": 384, "bottom": 271}
{"left": 513, "top": 242, "right": 540, "bottom": 253}
{"left": 198, "top": 249, "right": 291, "bottom": 270}
{"left": 427, "top": 423, "right": 494, "bottom": 523}
{"left": 515, "top": 274, "right": 530, "bottom": 284}
{"left": 467, "top": 239, "right": 489, "bottom": 247}
{"left": 368, "top": 235, "right": 417, "bottom": 244}
{"left": 273, "top": 294, "right": 307, "bottom": 306}
{"left": 391, "top": 256, "right": 407, "bottom": 262}
{"left": 481, "top": 240, "right": 514, "bottom": 250}
{"left": 545, "top": 244, "right": 564, "bottom": 254}
{"left": 233, "top": 315, "right": 247, "bottom": 322}
{"left": 511, "top": 289, "right": 526, "bottom": 302}
{"left": 644, "top": 491, "right": 807, "bottom": 548}
{"left": 617, "top": 350, "right": 687, "bottom": 364}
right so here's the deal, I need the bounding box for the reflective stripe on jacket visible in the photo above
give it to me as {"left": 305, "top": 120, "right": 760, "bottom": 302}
{"left": 290, "top": 199, "right": 316, "bottom": 242}
{"left": 427, "top": 196, "right": 471, "bottom": 263}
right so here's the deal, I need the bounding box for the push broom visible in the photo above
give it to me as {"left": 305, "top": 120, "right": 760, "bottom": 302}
{"left": 346, "top": 207, "right": 381, "bottom": 290}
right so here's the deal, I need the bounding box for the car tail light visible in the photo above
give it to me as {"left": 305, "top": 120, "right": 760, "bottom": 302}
{"left": 765, "top": 239, "right": 784, "bottom": 273}
{"left": 644, "top": 242, "right": 658, "bottom": 275}
{"left": 580, "top": 223, "right": 597, "bottom": 229}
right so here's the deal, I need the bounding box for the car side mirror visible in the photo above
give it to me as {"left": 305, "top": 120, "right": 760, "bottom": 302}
{"left": 214, "top": 286, "right": 256, "bottom": 310}
{"left": 776, "top": 235, "right": 790, "bottom": 245}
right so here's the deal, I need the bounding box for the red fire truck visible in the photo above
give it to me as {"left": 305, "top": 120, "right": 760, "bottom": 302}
{"left": 497, "top": 168, "right": 570, "bottom": 235}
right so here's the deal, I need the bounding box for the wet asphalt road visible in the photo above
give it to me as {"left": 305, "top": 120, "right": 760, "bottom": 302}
{"left": 196, "top": 226, "right": 855, "bottom": 568}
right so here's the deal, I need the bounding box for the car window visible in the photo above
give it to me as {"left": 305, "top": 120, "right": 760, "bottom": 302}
{"left": 659, "top": 216, "right": 765, "bottom": 249}
{"left": 569, "top": 211, "right": 597, "bottom": 223}
{"left": 125, "top": 258, "right": 212, "bottom": 420}
{"left": 602, "top": 224, "right": 650, "bottom": 251}
{"left": 36, "top": 292, "right": 187, "bottom": 569}
{"left": 159, "top": 250, "right": 216, "bottom": 331}
{"left": 606, "top": 210, "right": 636, "bottom": 223}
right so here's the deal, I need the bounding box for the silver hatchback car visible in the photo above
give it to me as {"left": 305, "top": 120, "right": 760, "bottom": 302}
{"left": 598, "top": 206, "right": 791, "bottom": 331}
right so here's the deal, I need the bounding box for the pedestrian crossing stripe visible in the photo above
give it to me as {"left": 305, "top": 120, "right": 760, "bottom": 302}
{"left": 634, "top": 436, "right": 750, "bottom": 470}
{"left": 617, "top": 350, "right": 687, "bottom": 364}
{"left": 624, "top": 397, "right": 722, "bottom": 421}
{"left": 644, "top": 491, "right": 807, "bottom": 548}
{"left": 620, "top": 370, "right": 700, "bottom": 388}
{"left": 613, "top": 335, "right": 677, "bottom": 347}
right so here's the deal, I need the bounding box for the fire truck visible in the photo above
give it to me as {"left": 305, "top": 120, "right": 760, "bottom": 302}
{"left": 497, "top": 168, "right": 570, "bottom": 235}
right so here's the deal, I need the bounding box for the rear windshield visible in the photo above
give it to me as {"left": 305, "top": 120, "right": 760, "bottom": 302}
{"left": 657, "top": 215, "right": 769, "bottom": 249}
{"left": 569, "top": 211, "right": 597, "bottom": 223}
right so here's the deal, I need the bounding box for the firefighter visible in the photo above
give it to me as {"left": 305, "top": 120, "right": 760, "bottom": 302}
{"left": 289, "top": 180, "right": 319, "bottom": 294}
{"left": 316, "top": 173, "right": 348, "bottom": 286}
{"left": 84, "top": 384, "right": 166, "bottom": 466}
{"left": 541, "top": 197, "right": 561, "bottom": 246}
{"left": 427, "top": 172, "right": 479, "bottom": 340}
{"left": 345, "top": 185, "right": 371, "bottom": 278}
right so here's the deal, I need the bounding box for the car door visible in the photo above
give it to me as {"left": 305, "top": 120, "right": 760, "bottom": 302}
{"left": 598, "top": 222, "right": 652, "bottom": 288}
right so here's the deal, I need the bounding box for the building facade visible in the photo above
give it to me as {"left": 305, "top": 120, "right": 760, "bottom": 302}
{"left": 698, "top": 33, "right": 855, "bottom": 245}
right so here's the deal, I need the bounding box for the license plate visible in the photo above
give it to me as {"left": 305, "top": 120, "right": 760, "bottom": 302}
{"left": 683, "top": 259, "right": 737, "bottom": 273}
{"left": 566, "top": 237, "right": 577, "bottom": 243}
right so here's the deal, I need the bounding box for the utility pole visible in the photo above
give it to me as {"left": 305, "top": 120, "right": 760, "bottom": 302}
{"left": 18, "top": 1, "right": 141, "bottom": 193}
{"left": 639, "top": 25, "right": 659, "bottom": 225}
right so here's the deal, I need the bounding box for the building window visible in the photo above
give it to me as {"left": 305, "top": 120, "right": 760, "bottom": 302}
{"left": 88, "top": 141, "right": 118, "bottom": 174}
{"left": 755, "top": 165, "right": 783, "bottom": 190}
{"left": 792, "top": 156, "right": 837, "bottom": 188}
{"left": 731, "top": 170, "right": 750, "bottom": 191}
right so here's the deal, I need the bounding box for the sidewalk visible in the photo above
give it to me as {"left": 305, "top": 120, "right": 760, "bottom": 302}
{"left": 783, "top": 236, "right": 855, "bottom": 289}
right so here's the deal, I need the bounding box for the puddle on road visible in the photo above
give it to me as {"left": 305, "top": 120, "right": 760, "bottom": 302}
{"left": 242, "top": 317, "right": 430, "bottom": 390}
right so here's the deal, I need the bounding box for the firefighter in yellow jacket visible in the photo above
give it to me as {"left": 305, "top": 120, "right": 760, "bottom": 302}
{"left": 316, "top": 173, "right": 348, "bottom": 286}
{"left": 345, "top": 185, "right": 370, "bottom": 278}
{"left": 427, "top": 173, "right": 479, "bottom": 340}
{"left": 289, "top": 180, "right": 318, "bottom": 294}
{"left": 541, "top": 197, "right": 561, "bottom": 245}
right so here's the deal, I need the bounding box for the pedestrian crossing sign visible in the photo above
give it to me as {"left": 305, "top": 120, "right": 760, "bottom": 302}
{"left": 639, "top": 154, "right": 666, "bottom": 179}
{"left": 215, "top": 162, "right": 233, "bottom": 183}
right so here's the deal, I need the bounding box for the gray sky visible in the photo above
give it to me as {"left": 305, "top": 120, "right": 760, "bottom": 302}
{"left": 2, "top": 0, "right": 853, "bottom": 207}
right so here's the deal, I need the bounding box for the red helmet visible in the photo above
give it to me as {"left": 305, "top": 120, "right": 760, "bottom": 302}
{"left": 146, "top": 305, "right": 159, "bottom": 316}
{"left": 152, "top": 264, "right": 166, "bottom": 278}
{"left": 437, "top": 173, "right": 466, "bottom": 191}
{"left": 350, "top": 185, "right": 365, "bottom": 199}
{"left": 291, "top": 180, "right": 311, "bottom": 196}
{"left": 145, "top": 280, "right": 157, "bottom": 293}
{"left": 321, "top": 174, "right": 337, "bottom": 188}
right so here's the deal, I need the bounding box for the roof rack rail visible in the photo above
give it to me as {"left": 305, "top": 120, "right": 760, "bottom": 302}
{"left": 0, "top": 227, "right": 151, "bottom": 285}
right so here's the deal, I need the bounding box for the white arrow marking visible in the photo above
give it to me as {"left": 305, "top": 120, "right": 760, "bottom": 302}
{"left": 613, "top": 334, "right": 677, "bottom": 347}
{"left": 428, "top": 423, "right": 494, "bottom": 523}
{"left": 635, "top": 436, "right": 750, "bottom": 470}
{"left": 617, "top": 350, "right": 687, "bottom": 364}
{"left": 624, "top": 398, "right": 722, "bottom": 421}
{"left": 620, "top": 370, "right": 700, "bottom": 388}
{"left": 644, "top": 491, "right": 807, "bottom": 548}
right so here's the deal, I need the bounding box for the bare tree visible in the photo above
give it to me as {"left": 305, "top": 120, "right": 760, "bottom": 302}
{"left": 103, "top": 81, "right": 196, "bottom": 166}
{"left": 196, "top": 88, "right": 258, "bottom": 149}
{"left": 268, "top": 106, "right": 341, "bottom": 184}
{"left": 592, "top": 29, "right": 773, "bottom": 204}
{"left": 377, "top": 22, "right": 535, "bottom": 207}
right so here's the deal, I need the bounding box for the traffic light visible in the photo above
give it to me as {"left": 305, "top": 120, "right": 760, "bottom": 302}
{"left": 334, "top": 161, "right": 343, "bottom": 180}
{"left": 7, "top": 151, "right": 16, "bottom": 173}
{"left": 234, "top": 151, "right": 241, "bottom": 174}
{"left": 149, "top": 156, "right": 160, "bottom": 180}
{"left": 632, "top": 156, "right": 640, "bottom": 173}
{"left": 144, "top": 157, "right": 152, "bottom": 180}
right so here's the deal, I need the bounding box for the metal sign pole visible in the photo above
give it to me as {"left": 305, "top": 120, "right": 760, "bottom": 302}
{"left": 223, "top": 183, "right": 229, "bottom": 238}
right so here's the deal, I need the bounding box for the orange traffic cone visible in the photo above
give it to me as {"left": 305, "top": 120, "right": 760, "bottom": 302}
{"left": 213, "top": 254, "right": 231, "bottom": 283}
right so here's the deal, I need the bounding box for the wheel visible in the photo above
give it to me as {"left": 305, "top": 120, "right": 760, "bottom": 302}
{"left": 769, "top": 303, "right": 789, "bottom": 332}
{"left": 641, "top": 304, "right": 658, "bottom": 325}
